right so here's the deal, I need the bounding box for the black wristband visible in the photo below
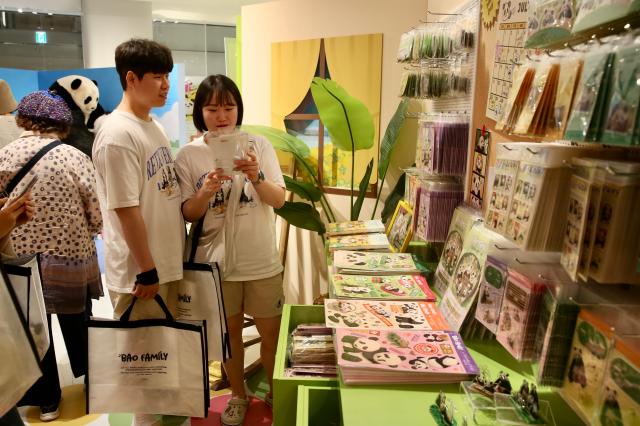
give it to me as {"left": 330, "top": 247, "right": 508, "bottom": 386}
{"left": 136, "top": 268, "right": 159, "bottom": 286}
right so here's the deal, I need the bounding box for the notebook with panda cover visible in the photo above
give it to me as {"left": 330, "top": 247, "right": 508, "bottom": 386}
{"left": 333, "top": 251, "right": 422, "bottom": 275}
{"left": 330, "top": 274, "right": 436, "bottom": 301}
{"left": 327, "top": 233, "right": 390, "bottom": 252}
{"left": 326, "top": 219, "right": 386, "bottom": 237}
{"left": 324, "top": 299, "right": 449, "bottom": 331}
{"left": 335, "top": 328, "right": 479, "bottom": 384}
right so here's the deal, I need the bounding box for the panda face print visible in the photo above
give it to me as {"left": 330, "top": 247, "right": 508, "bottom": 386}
{"left": 423, "top": 333, "right": 449, "bottom": 343}
{"left": 371, "top": 351, "right": 405, "bottom": 367}
{"left": 427, "top": 355, "right": 459, "bottom": 369}
{"left": 353, "top": 337, "right": 381, "bottom": 352}
{"left": 409, "top": 357, "right": 430, "bottom": 370}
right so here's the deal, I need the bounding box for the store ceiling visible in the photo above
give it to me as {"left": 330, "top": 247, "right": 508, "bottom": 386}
{"left": 138, "top": 0, "right": 273, "bottom": 25}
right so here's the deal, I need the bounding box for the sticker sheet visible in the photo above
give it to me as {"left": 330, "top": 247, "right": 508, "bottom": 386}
{"left": 505, "top": 162, "right": 546, "bottom": 247}
{"left": 486, "top": 0, "right": 530, "bottom": 121}
{"left": 486, "top": 158, "right": 520, "bottom": 234}
{"left": 561, "top": 175, "right": 592, "bottom": 281}
{"left": 470, "top": 129, "right": 490, "bottom": 210}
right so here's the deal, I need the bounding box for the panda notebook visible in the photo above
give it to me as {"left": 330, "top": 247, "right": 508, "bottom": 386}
{"left": 333, "top": 250, "right": 422, "bottom": 275}
{"left": 335, "top": 329, "right": 479, "bottom": 385}
{"left": 327, "top": 233, "right": 390, "bottom": 252}
{"left": 330, "top": 274, "right": 436, "bottom": 301}
{"left": 326, "top": 219, "right": 386, "bottom": 237}
{"left": 324, "top": 299, "right": 449, "bottom": 331}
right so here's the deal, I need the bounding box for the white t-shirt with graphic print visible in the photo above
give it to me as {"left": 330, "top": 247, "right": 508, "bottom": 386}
{"left": 93, "top": 110, "right": 184, "bottom": 292}
{"left": 175, "top": 133, "right": 284, "bottom": 281}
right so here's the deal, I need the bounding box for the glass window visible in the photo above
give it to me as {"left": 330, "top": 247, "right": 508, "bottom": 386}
{"left": 284, "top": 41, "right": 374, "bottom": 196}
{"left": 0, "top": 11, "right": 83, "bottom": 70}
{"left": 153, "top": 21, "right": 235, "bottom": 77}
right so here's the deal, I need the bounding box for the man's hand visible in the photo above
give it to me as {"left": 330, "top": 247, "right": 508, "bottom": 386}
{"left": 132, "top": 282, "right": 159, "bottom": 300}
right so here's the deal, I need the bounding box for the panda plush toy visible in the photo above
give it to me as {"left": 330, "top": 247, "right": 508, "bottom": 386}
{"left": 49, "top": 75, "right": 107, "bottom": 158}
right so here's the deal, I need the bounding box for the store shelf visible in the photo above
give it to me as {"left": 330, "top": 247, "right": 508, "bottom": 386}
{"left": 525, "top": 10, "right": 640, "bottom": 50}
{"left": 296, "top": 385, "right": 341, "bottom": 426}
{"left": 273, "top": 304, "right": 338, "bottom": 426}
{"left": 337, "top": 339, "right": 586, "bottom": 426}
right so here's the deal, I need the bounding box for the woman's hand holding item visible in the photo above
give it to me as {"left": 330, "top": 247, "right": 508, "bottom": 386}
{"left": 233, "top": 150, "right": 260, "bottom": 183}
{"left": 199, "top": 168, "right": 230, "bottom": 197}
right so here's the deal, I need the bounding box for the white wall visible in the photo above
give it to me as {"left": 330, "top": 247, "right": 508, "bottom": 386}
{"left": 81, "top": 0, "right": 153, "bottom": 68}
{"left": 0, "top": 0, "right": 81, "bottom": 14}
{"left": 241, "top": 0, "right": 428, "bottom": 220}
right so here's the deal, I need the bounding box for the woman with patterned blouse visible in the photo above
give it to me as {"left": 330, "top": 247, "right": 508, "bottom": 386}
{"left": 0, "top": 91, "right": 102, "bottom": 422}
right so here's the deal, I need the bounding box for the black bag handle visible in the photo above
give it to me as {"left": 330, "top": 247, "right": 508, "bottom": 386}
{"left": 2, "top": 140, "right": 62, "bottom": 197}
{"left": 120, "top": 294, "right": 174, "bottom": 322}
{"left": 188, "top": 215, "right": 205, "bottom": 263}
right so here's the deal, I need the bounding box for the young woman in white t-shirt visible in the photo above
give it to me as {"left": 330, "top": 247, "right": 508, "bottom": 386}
{"left": 175, "top": 75, "right": 286, "bottom": 426}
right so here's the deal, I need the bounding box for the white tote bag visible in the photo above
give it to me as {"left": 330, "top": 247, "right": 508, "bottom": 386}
{"left": 5, "top": 254, "right": 49, "bottom": 360}
{"left": 86, "top": 295, "right": 209, "bottom": 417}
{"left": 0, "top": 260, "right": 42, "bottom": 417}
{"left": 179, "top": 217, "right": 231, "bottom": 362}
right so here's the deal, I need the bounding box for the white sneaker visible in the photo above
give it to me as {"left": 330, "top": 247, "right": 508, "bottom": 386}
{"left": 39, "top": 404, "right": 60, "bottom": 422}
{"left": 221, "top": 397, "right": 250, "bottom": 426}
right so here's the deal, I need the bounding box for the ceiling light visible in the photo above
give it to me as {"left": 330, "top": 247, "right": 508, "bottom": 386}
{"left": 48, "top": 12, "right": 53, "bottom": 16}
{"left": 17, "top": 8, "right": 23, "bottom": 13}
{"left": 32, "top": 10, "right": 37, "bottom": 14}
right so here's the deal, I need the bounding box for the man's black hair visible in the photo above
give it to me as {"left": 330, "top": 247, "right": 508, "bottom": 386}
{"left": 115, "top": 38, "right": 173, "bottom": 90}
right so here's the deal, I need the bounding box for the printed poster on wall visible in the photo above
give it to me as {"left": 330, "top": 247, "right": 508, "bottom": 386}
{"left": 485, "top": 0, "right": 530, "bottom": 122}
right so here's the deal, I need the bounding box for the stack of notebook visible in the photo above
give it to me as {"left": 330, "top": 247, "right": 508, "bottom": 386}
{"left": 333, "top": 251, "right": 423, "bottom": 275}
{"left": 335, "top": 329, "right": 479, "bottom": 385}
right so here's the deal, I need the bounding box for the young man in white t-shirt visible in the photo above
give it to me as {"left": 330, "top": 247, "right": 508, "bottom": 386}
{"left": 92, "top": 39, "right": 185, "bottom": 425}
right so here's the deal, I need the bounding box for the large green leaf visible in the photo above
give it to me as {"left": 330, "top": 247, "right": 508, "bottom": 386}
{"left": 352, "top": 159, "right": 374, "bottom": 221}
{"left": 310, "top": 78, "right": 374, "bottom": 151}
{"left": 378, "top": 98, "right": 409, "bottom": 178}
{"left": 283, "top": 175, "right": 322, "bottom": 202}
{"left": 241, "top": 125, "right": 310, "bottom": 159}
{"left": 381, "top": 170, "right": 406, "bottom": 224}
{"left": 275, "top": 201, "right": 325, "bottom": 234}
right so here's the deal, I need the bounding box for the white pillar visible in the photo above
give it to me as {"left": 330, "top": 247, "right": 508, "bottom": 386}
{"left": 81, "top": 0, "right": 152, "bottom": 68}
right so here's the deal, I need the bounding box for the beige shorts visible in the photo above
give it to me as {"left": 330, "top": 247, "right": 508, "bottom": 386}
{"left": 109, "top": 281, "right": 180, "bottom": 320}
{"left": 222, "top": 273, "right": 284, "bottom": 319}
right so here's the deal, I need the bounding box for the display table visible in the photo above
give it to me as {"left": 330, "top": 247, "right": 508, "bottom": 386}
{"left": 275, "top": 304, "right": 587, "bottom": 426}
{"left": 338, "top": 340, "right": 585, "bottom": 425}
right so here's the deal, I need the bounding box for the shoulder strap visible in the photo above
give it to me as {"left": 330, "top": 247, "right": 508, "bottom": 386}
{"left": 188, "top": 215, "right": 205, "bottom": 263}
{"left": 3, "top": 140, "right": 62, "bottom": 197}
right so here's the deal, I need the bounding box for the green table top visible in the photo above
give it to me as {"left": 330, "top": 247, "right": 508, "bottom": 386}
{"left": 338, "top": 339, "right": 586, "bottom": 426}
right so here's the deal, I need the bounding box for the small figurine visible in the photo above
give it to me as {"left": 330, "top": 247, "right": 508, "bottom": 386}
{"left": 494, "top": 371, "right": 512, "bottom": 394}
{"left": 512, "top": 379, "right": 543, "bottom": 422}
{"left": 430, "top": 390, "right": 457, "bottom": 426}
{"left": 470, "top": 370, "right": 512, "bottom": 397}
{"left": 527, "top": 384, "right": 539, "bottom": 418}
